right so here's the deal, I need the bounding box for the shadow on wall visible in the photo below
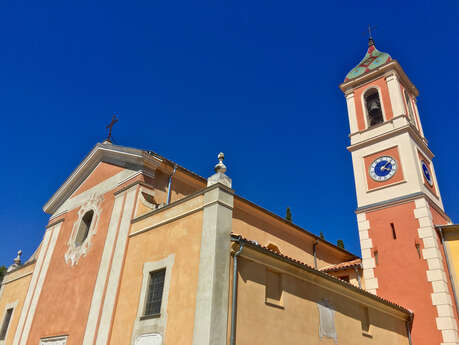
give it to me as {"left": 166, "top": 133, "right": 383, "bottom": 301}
{"left": 236, "top": 257, "right": 407, "bottom": 344}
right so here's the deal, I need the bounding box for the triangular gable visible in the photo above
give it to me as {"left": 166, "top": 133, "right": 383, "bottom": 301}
{"left": 43, "top": 142, "right": 162, "bottom": 215}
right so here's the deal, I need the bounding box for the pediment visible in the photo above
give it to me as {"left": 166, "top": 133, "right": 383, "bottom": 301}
{"left": 43, "top": 142, "right": 162, "bottom": 215}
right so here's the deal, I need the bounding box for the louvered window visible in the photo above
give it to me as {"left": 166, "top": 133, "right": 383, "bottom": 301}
{"left": 144, "top": 269, "right": 166, "bottom": 316}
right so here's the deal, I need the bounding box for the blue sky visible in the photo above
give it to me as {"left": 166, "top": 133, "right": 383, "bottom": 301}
{"left": 1, "top": 1, "right": 458, "bottom": 265}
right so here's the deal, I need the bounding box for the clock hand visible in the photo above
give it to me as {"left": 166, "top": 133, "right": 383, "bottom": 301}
{"left": 381, "top": 160, "right": 391, "bottom": 171}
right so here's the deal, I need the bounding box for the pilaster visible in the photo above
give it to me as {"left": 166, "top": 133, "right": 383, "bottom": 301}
{"left": 385, "top": 73, "right": 405, "bottom": 118}
{"left": 345, "top": 91, "right": 359, "bottom": 134}
{"left": 192, "top": 181, "right": 234, "bottom": 345}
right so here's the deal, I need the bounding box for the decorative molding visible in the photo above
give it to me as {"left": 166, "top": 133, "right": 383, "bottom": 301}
{"left": 65, "top": 193, "right": 103, "bottom": 266}
{"left": 95, "top": 186, "right": 138, "bottom": 345}
{"left": 17, "top": 223, "right": 62, "bottom": 345}
{"left": 131, "top": 255, "right": 175, "bottom": 345}
{"left": 81, "top": 192, "right": 125, "bottom": 345}
{"left": 43, "top": 142, "right": 161, "bottom": 215}
{"left": 12, "top": 228, "right": 53, "bottom": 345}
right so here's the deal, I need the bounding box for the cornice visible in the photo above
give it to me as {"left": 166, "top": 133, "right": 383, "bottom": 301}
{"left": 347, "top": 120, "right": 433, "bottom": 159}
{"left": 43, "top": 143, "right": 162, "bottom": 215}
{"left": 355, "top": 192, "right": 449, "bottom": 221}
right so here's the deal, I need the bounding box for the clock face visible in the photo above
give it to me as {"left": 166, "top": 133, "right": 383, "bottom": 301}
{"left": 369, "top": 156, "right": 397, "bottom": 182}
{"left": 421, "top": 160, "right": 433, "bottom": 186}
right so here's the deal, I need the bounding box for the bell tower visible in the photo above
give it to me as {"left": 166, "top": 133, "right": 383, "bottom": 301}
{"left": 340, "top": 38, "right": 459, "bottom": 345}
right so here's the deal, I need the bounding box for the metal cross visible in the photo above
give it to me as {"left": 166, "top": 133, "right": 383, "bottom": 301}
{"left": 106, "top": 115, "right": 118, "bottom": 142}
{"left": 368, "top": 25, "right": 376, "bottom": 39}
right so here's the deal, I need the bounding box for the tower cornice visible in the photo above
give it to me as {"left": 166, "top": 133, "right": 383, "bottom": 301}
{"left": 340, "top": 60, "right": 419, "bottom": 97}
{"left": 347, "top": 118, "right": 433, "bottom": 159}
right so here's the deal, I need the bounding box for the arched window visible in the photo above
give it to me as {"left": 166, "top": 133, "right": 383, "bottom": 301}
{"left": 75, "top": 210, "right": 94, "bottom": 246}
{"left": 364, "top": 89, "right": 384, "bottom": 127}
{"left": 404, "top": 90, "right": 415, "bottom": 123}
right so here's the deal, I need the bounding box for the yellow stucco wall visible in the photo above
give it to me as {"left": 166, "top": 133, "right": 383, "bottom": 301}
{"left": 444, "top": 231, "right": 459, "bottom": 299}
{"left": 233, "top": 198, "right": 355, "bottom": 269}
{"left": 0, "top": 263, "right": 35, "bottom": 345}
{"left": 109, "top": 196, "right": 204, "bottom": 345}
{"left": 234, "top": 255, "right": 409, "bottom": 345}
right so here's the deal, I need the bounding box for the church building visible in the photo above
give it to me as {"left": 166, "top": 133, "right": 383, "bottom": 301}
{"left": 0, "top": 38, "right": 457, "bottom": 345}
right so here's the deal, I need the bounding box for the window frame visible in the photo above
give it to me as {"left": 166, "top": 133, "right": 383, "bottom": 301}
{"left": 142, "top": 268, "right": 166, "bottom": 318}
{"left": 74, "top": 209, "right": 94, "bottom": 247}
{"left": 131, "top": 255, "right": 174, "bottom": 345}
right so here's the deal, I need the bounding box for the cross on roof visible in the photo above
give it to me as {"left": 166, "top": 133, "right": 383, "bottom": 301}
{"left": 368, "top": 25, "right": 375, "bottom": 39}
{"left": 106, "top": 115, "right": 118, "bottom": 142}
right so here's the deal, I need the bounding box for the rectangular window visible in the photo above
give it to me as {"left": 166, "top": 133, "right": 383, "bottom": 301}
{"left": 144, "top": 269, "right": 166, "bottom": 316}
{"left": 265, "top": 269, "right": 283, "bottom": 307}
{"left": 0, "top": 308, "right": 13, "bottom": 340}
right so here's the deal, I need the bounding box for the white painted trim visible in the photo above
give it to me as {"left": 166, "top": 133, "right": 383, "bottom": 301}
{"left": 43, "top": 143, "right": 161, "bottom": 214}
{"left": 65, "top": 193, "right": 103, "bottom": 266}
{"left": 131, "top": 255, "right": 175, "bottom": 345}
{"left": 192, "top": 187, "right": 234, "bottom": 345}
{"left": 345, "top": 92, "right": 359, "bottom": 134}
{"left": 51, "top": 169, "right": 136, "bottom": 219}
{"left": 18, "top": 223, "right": 62, "bottom": 345}
{"left": 385, "top": 73, "right": 405, "bottom": 118}
{"left": 95, "top": 186, "right": 138, "bottom": 345}
{"left": 81, "top": 192, "right": 125, "bottom": 345}
{"left": 12, "top": 230, "right": 52, "bottom": 345}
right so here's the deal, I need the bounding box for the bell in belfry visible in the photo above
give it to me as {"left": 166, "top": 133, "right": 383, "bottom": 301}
{"left": 365, "top": 92, "right": 384, "bottom": 126}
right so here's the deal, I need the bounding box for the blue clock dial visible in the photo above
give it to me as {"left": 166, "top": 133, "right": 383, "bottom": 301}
{"left": 369, "top": 156, "right": 397, "bottom": 182}
{"left": 421, "top": 160, "right": 433, "bottom": 186}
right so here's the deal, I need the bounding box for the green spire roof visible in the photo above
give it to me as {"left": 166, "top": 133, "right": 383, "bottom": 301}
{"left": 344, "top": 40, "right": 392, "bottom": 81}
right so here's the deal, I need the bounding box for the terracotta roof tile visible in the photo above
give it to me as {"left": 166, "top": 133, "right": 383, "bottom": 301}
{"left": 320, "top": 259, "right": 362, "bottom": 272}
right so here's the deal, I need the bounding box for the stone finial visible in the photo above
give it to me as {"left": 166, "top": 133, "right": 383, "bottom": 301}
{"left": 207, "top": 152, "right": 232, "bottom": 188}
{"left": 214, "top": 152, "right": 227, "bottom": 173}
{"left": 7, "top": 250, "right": 23, "bottom": 272}
{"left": 14, "top": 250, "right": 22, "bottom": 265}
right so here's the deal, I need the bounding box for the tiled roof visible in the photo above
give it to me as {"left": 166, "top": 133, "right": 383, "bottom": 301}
{"left": 344, "top": 40, "right": 392, "bottom": 81}
{"left": 320, "top": 258, "right": 362, "bottom": 272}
{"left": 231, "top": 234, "right": 412, "bottom": 316}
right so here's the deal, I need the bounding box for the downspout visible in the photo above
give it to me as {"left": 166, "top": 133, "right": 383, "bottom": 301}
{"left": 439, "top": 227, "right": 459, "bottom": 317}
{"left": 166, "top": 165, "right": 177, "bottom": 205}
{"left": 313, "top": 241, "right": 318, "bottom": 269}
{"left": 354, "top": 265, "right": 362, "bottom": 288}
{"left": 406, "top": 316, "right": 413, "bottom": 345}
{"left": 230, "top": 240, "right": 244, "bottom": 345}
